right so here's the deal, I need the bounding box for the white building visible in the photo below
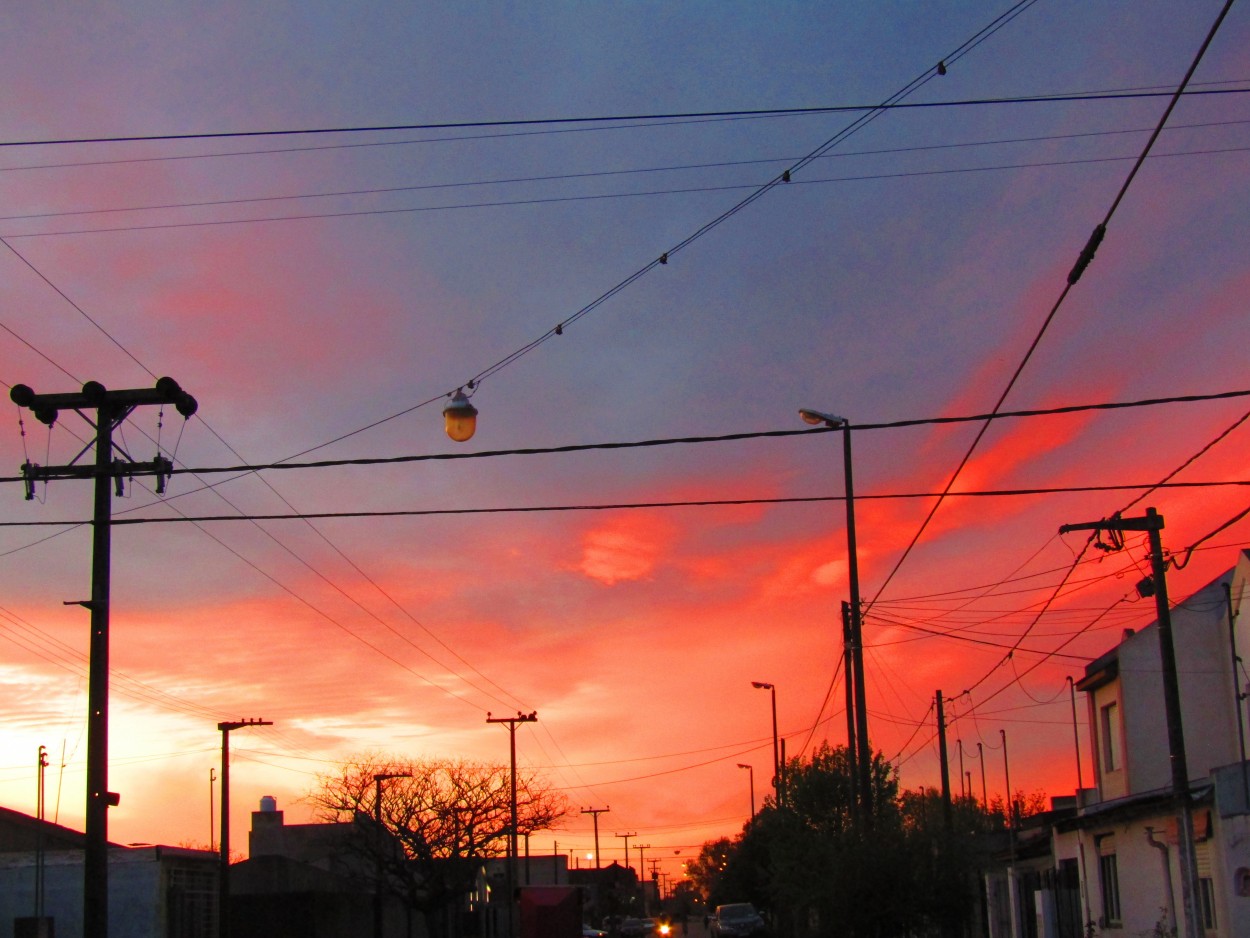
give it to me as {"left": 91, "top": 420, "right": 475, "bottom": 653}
{"left": 1034, "top": 550, "right": 1250, "bottom": 938}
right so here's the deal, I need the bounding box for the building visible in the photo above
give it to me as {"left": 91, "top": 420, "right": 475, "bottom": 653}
{"left": 0, "top": 806, "right": 217, "bottom": 938}
{"left": 989, "top": 551, "right": 1250, "bottom": 938}
{"left": 231, "top": 795, "right": 401, "bottom": 938}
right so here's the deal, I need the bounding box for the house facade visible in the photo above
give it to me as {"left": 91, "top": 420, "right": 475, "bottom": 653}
{"left": 0, "top": 807, "right": 216, "bottom": 938}
{"left": 991, "top": 551, "right": 1250, "bottom": 938}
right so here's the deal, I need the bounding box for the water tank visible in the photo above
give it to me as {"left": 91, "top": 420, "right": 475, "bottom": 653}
{"left": 259, "top": 795, "right": 278, "bottom": 812}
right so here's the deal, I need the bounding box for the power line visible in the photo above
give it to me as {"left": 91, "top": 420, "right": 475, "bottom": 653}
{"left": 2, "top": 87, "right": 1244, "bottom": 150}
{"left": 6, "top": 387, "right": 1239, "bottom": 487}
{"left": 5, "top": 140, "right": 1244, "bottom": 235}
{"left": 863, "top": 0, "right": 1238, "bottom": 614}
{"left": 4, "top": 480, "right": 1247, "bottom": 529}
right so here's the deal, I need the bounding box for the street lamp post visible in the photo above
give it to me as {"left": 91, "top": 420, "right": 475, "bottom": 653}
{"left": 373, "top": 773, "right": 413, "bottom": 938}
{"left": 750, "top": 682, "right": 781, "bottom": 805}
{"left": 799, "top": 408, "right": 871, "bottom": 818}
{"left": 737, "top": 764, "right": 755, "bottom": 817}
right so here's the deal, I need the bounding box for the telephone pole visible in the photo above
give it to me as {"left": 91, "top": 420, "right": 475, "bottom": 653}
{"left": 218, "top": 718, "right": 272, "bottom": 938}
{"left": 634, "top": 843, "right": 650, "bottom": 909}
{"left": 936, "top": 691, "right": 952, "bottom": 830}
{"left": 1060, "top": 508, "right": 1203, "bottom": 938}
{"left": 580, "top": 806, "right": 610, "bottom": 869}
{"left": 10, "top": 378, "right": 196, "bottom": 938}
{"left": 615, "top": 832, "right": 636, "bottom": 874}
{"left": 488, "top": 711, "right": 537, "bottom": 938}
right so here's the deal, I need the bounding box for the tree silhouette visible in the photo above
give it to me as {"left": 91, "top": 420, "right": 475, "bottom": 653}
{"left": 308, "top": 752, "right": 569, "bottom": 935}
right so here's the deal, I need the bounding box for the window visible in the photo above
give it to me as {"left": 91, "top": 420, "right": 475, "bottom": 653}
{"left": 1097, "top": 840, "right": 1122, "bottom": 927}
{"left": 1100, "top": 701, "right": 1122, "bottom": 772}
{"left": 1200, "top": 877, "right": 1217, "bottom": 929}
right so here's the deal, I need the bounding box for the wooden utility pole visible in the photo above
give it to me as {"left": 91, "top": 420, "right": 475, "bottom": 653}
{"left": 218, "top": 718, "right": 272, "bottom": 938}
{"left": 489, "top": 711, "right": 537, "bottom": 938}
{"left": 580, "top": 806, "right": 610, "bottom": 869}
{"left": 1060, "top": 509, "right": 1203, "bottom": 938}
{"left": 936, "top": 691, "right": 952, "bottom": 829}
{"left": 10, "top": 379, "right": 196, "bottom": 938}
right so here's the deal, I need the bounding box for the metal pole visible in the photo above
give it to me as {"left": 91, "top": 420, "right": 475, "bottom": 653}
{"left": 750, "top": 682, "right": 780, "bottom": 806}
{"left": 769, "top": 686, "right": 780, "bottom": 805}
{"left": 738, "top": 764, "right": 754, "bottom": 817}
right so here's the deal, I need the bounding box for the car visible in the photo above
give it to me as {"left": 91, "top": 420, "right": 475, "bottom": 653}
{"left": 708, "top": 903, "right": 766, "bottom": 937}
{"left": 618, "top": 918, "right": 654, "bottom": 937}
{"left": 583, "top": 927, "right": 608, "bottom": 938}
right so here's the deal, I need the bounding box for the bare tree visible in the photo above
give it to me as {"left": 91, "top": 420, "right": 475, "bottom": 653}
{"left": 307, "top": 753, "right": 570, "bottom": 934}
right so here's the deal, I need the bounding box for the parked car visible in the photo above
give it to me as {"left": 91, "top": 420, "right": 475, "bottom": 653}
{"left": 708, "top": 903, "right": 766, "bottom": 937}
{"left": 619, "top": 918, "right": 654, "bottom": 937}
{"left": 583, "top": 927, "right": 608, "bottom": 938}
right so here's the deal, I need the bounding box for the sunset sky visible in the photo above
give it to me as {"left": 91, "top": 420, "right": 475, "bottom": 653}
{"left": 1, "top": 1, "right": 1248, "bottom": 885}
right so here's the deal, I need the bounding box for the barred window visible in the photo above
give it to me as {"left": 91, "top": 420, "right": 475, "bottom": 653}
{"left": 1200, "top": 877, "right": 1217, "bottom": 930}
{"left": 1098, "top": 848, "right": 1122, "bottom": 926}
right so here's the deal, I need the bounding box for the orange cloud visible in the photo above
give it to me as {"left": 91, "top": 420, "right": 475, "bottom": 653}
{"left": 576, "top": 513, "right": 678, "bottom": 585}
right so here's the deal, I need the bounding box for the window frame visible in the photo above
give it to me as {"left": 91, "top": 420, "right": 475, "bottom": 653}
{"left": 1100, "top": 700, "right": 1122, "bottom": 773}
{"left": 1098, "top": 848, "right": 1122, "bottom": 927}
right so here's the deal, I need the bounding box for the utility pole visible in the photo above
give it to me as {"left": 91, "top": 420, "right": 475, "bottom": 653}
{"left": 218, "top": 718, "right": 272, "bottom": 938}
{"left": 488, "top": 711, "right": 537, "bottom": 938}
{"left": 1060, "top": 508, "right": 1203, "bottom": 938}
{"left": 936, "top": 691, "right": 952, "bottom": 830}
{"left": 580, "top": 806, "right": 610, "bottom": 869}
{"left": 210, "top": 768, "right": 217, "bottom": 852}
{"left": 635, "top": 843, "right": 650, "bottom": 911}
{"left": 841, "top": 602, "right": 859, "bottom": 819}
{"left": 977, "top": 742, "right": 988, "bottom": 814}
{"left": 957, "top": 739, "right": 966, "bottom": 800}
{"left": 1224, "top": 583, "right": 1249, "bottom": 808}
{"left": 35, "top": 746, "right": 48, "bottom": 923}
{"left": 1001, "top": 729, "right": 1015, "bottom": 838}
{"left": 373, "top": 772, "right": 412, "bottom": 938}
{"left": 616, "top": 832, "right": 636, "bottom": 875}
{"left": 10, "top": 378, "right": 196, "bottom": 938}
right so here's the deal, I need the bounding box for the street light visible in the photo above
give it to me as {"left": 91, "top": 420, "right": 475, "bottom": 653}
{"left": 798, "top": 407, "right": 871, "bottom": 818}
{"left": 750, "top": 682, "right": 780, "bottom": 805}
{"left": 443, "top": 388, "right": 478, "bottom": 442}
{"left": 373, "top": 772, "right": 412, "bottom": 938}
{"left": 737, "top": 763, "right": 755, "bottom": 817}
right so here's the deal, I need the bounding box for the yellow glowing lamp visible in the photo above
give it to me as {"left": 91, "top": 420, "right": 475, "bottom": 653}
{"left": 443, "top": 388, "right": 478, "bottom": 442}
